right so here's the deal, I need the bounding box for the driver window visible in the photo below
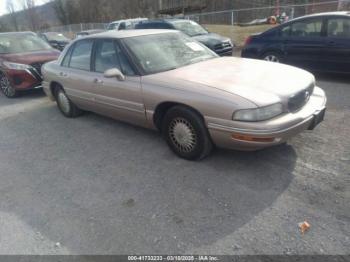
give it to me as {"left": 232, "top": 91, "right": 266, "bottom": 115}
{"left": 291, "top": 19, "right": 323, "bottom": 37}
{"left": 94, "top": 40, "right": 120, "bottom": 73}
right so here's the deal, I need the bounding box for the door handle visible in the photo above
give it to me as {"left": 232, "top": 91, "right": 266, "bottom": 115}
{"left": 328, "top": 41, "right": 336, "bottom": 46}
{"left": 93, "top": 78, "right": 103, "bottom": 84}
{"left": 59, "top": 72, "right": 67, "bottom": 77}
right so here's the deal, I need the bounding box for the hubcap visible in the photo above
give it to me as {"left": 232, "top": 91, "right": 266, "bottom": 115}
{"left": 0, "top": 75, "right": 16, "bottom": 97}
{"left": 264, "top": 55, "right": 280, "bottom": 63}
{"left": 169, "top": 118, "right": 197, "bottom": 153}
{"left": 57, "top": 91, "right": 70, "bottom": 114}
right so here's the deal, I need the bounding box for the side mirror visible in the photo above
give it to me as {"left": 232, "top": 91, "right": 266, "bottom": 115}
{"left": 104, "top": 68, "right": 125, "bottom": 81}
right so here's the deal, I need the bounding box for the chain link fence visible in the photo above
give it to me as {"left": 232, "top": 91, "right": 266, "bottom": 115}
{"left": 184, "top": 0, "right": 350, "bottom": 25}
{"left": 40, "top": 23, "right": 108, "bottom": 33}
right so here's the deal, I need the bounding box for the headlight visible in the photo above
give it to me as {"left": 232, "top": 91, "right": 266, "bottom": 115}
{"left": 3, "top": 61, "right": 33, "bottom": 71}
{"left": 233, "top": 103, "right": 284, "bottom": 122}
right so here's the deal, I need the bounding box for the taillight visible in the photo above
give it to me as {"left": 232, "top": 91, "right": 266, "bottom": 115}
{"left": 244, "top": 36, "right": 253, "bottom": 46}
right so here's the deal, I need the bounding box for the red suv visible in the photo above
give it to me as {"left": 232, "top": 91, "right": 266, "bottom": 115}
{"left": 0, "top": 32, "right": 60, "bottom": 98}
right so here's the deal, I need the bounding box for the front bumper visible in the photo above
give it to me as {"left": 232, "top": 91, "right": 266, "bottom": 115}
{"left": 207, "top": 86, "right": 327, "bottom": 151}
{"left": 4, "top": 69, "right": 42, "bottom": 91}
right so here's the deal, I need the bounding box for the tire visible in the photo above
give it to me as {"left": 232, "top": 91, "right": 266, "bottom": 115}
{"left": 262, "top": 52, "right": 283, "bottom": 63}
{"left": 54, "top": 87, "right": 82, "bottom": 118}
{"left": 162, "top": 106, "right": 213, "bottom": 161}
{"left": 0, "top": 73, "right": 18, "bottom": 98}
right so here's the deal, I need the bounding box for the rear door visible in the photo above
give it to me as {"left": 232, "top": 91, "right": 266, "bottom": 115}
{"left": 283, "top": 17, "right": 326, "bottom": 70}
{"left": 58, "top": 39, "right": 95, "bottom": 109}
{"left": 324, "top": 16, "right": 350, "bottom": 73}
{"left": 89, "top": 39, "right": 146, "bottom": 126}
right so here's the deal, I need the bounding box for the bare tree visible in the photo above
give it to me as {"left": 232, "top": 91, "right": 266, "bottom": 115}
{"left": 21, "top": 0, "right": 39, "bottom": 30}
{"left": 6, "top": 0, "right": 19, "bottom": 31}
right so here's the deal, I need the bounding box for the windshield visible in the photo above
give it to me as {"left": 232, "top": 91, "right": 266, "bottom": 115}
{"left": 108, "top": 23, "right": 119, "bottom": 30}
{"left": 172, "top": 20, "right": 208, "bottom": 37}
{"left": 45, "top": 32, "right": 69, "bottom": 42}
{"left": 123, "top": 32, "right": 217, "bottom": 75}
{"left": 0, "top": 34, "right": 52, "bottom": 54}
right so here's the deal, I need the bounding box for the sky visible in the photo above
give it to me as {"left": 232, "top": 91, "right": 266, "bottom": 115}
{"left": 0, "top": 0, "right": 48, "bottom": 16}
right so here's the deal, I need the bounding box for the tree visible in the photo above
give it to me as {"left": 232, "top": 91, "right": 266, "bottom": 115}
{"left": 21, "top": 0, "right": 39, "bottom": 30}
{"left": 6, "top": 0, "right": 19, "bottom": 31}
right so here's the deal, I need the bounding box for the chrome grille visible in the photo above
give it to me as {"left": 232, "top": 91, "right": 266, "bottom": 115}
{"left": 288, "top": 83, "right": 315, "bottom": 112}
{"left": 214, "top": 41, "right": 232, "bottom": 51}
{"left": 30, "top": 62, "right": 44, "bottom": 75}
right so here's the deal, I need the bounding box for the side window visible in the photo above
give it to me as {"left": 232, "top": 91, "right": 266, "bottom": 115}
{"left": 119, "top": 22, "right": 126, "bottom": 30}
{"left": 327, "top": 18, "right": 350, "bottom": 38}
{"left": 291, "top": 19, "right": 323, "bottom": 37}
{"left": 280, "top": 25, "right": 291, "bottom": 37}
{"left": 94, "top": 40, "right": 120, "bottom": 73}
{"left": 93, "top": 39, "right": 135, "bottom": 75}
{"left": 157, "top": 23, "right": 172, "bottom": 29}
{"left": 61, "top": 46, "right": 73, "bottom": 67}
{"left": 69, "top": 40, "right": 93, "bottom": 71}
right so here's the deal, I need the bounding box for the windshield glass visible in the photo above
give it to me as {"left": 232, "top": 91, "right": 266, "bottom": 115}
{"left": 45, "top": 32, "right": 69, "bottom": 42}
{"left": 0, "top": 33, "right": 52, "bottom": 54}
{"left": 108, "top": 23, "right": 119, "bottom": 30}
{"left": 172, "top": 20, "right": 208, "bottom": 36}
{"left": 123, "top": 32, "right": 217, "bottom": 75}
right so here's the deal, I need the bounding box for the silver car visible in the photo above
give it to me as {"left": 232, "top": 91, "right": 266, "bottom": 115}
{"left": 42, "top": 30, "right": 327, "bottom": 160}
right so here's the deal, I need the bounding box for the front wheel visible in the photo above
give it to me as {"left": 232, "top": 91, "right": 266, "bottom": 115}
{"left": 262, "top": 52, "right": 283, "bottom": 63}
{"left": 0, "top": 73, "right": 18, "bottom": 98}
{"left": 162, "top": 106, "right": 213, "bottom": 161}
{"left": 55, "top": 87, "right": 82, "bottom": 118}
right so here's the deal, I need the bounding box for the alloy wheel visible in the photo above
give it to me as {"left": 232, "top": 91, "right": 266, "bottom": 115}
{"left": 57, "top": 91, "right": 71, "bottom": 114}
{"left": 264, "top": 55, "right": 280, "bottom": 63}
{"left": 0, "top": 75, "right": 16, "bottom": 97}
{"left": 169, "top": 117, "right": 197, "bottom": 153}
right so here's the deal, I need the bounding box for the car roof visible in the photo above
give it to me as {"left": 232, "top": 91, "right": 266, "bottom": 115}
{"left": 289, "top": 11, "right": 350, "bottom": 22}
{"left": 0, "top": 31, "right": 36, "bottom": 36}
{"left": 82, "top": 29, "right": 177, "bottom": 39}
{"left": 109, "top": 18, "right": 147, "bottom": 24}
{"left": 139, "top": 18, "right": 188, "bottom": 24}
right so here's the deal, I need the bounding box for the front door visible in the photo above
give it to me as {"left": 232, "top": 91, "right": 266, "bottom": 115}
{"left": 90, "top": 39, "right": 146, "bottom": 126}
{"left": 284, "top": 17, "right": 326, "bottom": 71}
{"left": 324, "top": 17, "right": 350, "bottom": 73}
{"left": 59, "top": 39, "right": 95, "bottom": 110}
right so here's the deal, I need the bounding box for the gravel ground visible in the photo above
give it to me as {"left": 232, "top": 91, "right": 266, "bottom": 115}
{"left": 0, "top": 73, "right": 349, "bottom": 255}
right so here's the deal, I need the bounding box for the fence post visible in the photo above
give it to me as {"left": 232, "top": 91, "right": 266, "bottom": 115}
{"left": 231, "top": 11, "right": 234, "bottom": 25}
{"left": 80, "top": 23, "right": 83, "bottom": 31}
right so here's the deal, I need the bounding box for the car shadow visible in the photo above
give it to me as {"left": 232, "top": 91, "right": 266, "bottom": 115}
{"left": 314, "top": 72, "right": 350, "bottom": 84}
{"left": 0, "top": 89, "right": 46, "bottom": 106}
{"left": 0, "top": 104, "right": 297, "bottom": 254}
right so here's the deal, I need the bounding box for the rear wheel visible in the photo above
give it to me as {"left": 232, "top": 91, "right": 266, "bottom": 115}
{"left": 0, "top": 73, "right": 18, "bottom": 98}
{"left": 162, "top": 106, "right": 213, "bottom": 161}
{"left": 55, "top": 87, "right": 82, "bottom": 118}
{"left": 262, "top": 52, "right": 282, "bottom": 63}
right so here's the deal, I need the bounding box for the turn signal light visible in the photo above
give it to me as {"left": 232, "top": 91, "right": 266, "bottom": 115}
{"left": 232, "top": 134, "right": 275, "bottom": 143}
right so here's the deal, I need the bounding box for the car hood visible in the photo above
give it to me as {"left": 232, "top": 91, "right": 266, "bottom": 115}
{"left": 156, "top": 57, "right": 315, "bottom": 107}
{"left": 49, "top": 40, "right": 69, "bottom": 45}
{"left": 1, "top": 49, "right": 60, "bottom": 65}
{"left": 192, "top": 33, "right": 230, "bottom": 47}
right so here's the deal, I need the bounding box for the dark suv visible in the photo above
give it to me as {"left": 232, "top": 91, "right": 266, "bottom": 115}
{"left": 135, "top": 19, "right": 233, "bottom": 56}
{"left": 241, "top": 12, "right": 350, "bottom": 73}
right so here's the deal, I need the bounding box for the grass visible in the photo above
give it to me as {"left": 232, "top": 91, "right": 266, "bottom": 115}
{"left": 205, "top": 24, "right": 276, "bottom": 48}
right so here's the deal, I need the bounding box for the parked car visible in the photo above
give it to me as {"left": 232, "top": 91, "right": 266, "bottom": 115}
{"left": 241, "top": 12, "right": 350, "bottom": 73}
{"left": 135, "top": 19, "right": 234, "bottom": 56}
{"left": 42, "top": 30, "right": 326, "bottom": 160}
{"left": 0, "top": 32, "right": 60, "bottom": 98}
{"left": 38, "top": 32, "right": 70, "bottom": 51}
{"left": 75, "top": 29, "right": 105, "bottom": 38}
{"left": 107, "top": 18, "right": 148, "bottom": 31}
